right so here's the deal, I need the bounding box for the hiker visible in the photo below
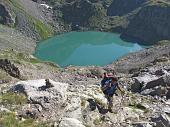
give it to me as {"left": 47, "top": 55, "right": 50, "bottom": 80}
{"left": 101, "top": 72, "right": 114, "bottom": 94}
{"left": 101, "top": 74, "right": 124, "bottom": 113}
{"left": 101, "top": 73, "right": 109, "bottom": 88}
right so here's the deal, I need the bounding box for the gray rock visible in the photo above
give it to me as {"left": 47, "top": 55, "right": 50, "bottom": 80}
{"left": 132, "top": 122, "right": 154, "bottom": 127}
{"left": 141, "top": 76, "right": 165, "bottom": 90}
{"left": 63, "top": 96, "right": 82, "bottom": 120}
{"left": 162, "top": 107, "right": 170, "bottom": 115}
{"left": 131, "top": 74, "right": 160, "bottom": 92}
{"left": 11, "top": 79, "right": 68, "bottom": 120}
{"left": 0, "top": 107, "right": 11, "bottom": 113}
{"left": 131, "top": 70, "right": 170, "bottom": 96}
{"left": 141, "top": 86, "right": 167, "bottom": 97}
{"left": 151, "top": 114, "right": 170, "bottom": 127}
{"left": 0, "top": 59, "right": 20, "bottom": 78}
{"left": 155, "top": 69, "right": 165, "bottom": 76}
{"left": 131, "top": 78, "right": 143, "bottom": 92}
{"left": 58, "top": 118, "right": 85, "bottom": 127}
{"left": 166, "top": 90, "right": 170, "bottom": 99}
{"left": 164, "top": 74, "right": 170, "bottom": 86}
{"left": 0, "top": 3, "right": 15, "bottom": 25}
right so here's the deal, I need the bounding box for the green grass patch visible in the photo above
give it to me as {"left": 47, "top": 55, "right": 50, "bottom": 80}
{"left": 0, "top": 92, "right": 27, "bottom": 105}
{"left": 93, "top": 117, "right": 102, "bottom": 125}
{"left": 31, "top": 18, "right": 53, "bottom": 40}
{"left": 0, "top": 112, "right": 49, "bottom": 127}
{"left": 0, "top": 69, "right": 11, "bottom": 81}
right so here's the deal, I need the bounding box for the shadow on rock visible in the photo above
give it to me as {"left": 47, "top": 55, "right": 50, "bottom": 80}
{"left": 87, "top": 99, "right": 108, "bottom": 114}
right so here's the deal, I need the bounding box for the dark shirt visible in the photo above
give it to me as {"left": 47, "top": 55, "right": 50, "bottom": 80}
{"left": 101, "top": 77, "right": 109, "bottom": 87}
{"left": 106, "top": 83, "right": 118, "bottom": 95}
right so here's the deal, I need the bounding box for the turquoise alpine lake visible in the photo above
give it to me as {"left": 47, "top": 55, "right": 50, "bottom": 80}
{"left": 34, "top": 31, "right": 146, "bottom": 67}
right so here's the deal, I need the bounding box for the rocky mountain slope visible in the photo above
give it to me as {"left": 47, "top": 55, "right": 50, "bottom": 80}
{"left": 0, "top": 0, "right": 54, "bottom": 40}
{"left": 0, "top": 24, "right": 36, "bottom": 53}
{"left": 0, "top": 43, "right": 169, "bottom": 127}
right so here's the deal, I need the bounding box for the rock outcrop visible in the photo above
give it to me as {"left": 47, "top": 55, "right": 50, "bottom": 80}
{"left": 11, "top": 79, "right": 68, "bottom": 120}
{"left": 131, "top": 66, "right": 170, "bottom": 99}
{"left": 0, "top": 2, "right": 15, "bottom": 26}
{"left": 0, "top": 59, "right": 20, "bottom": 78}
{"left": 121, "top": 3, "right": 170, "bottom": 45}
{"left": 112, "top": 43, "right": 170, "bottom": 73}
{"left": 107, "top": 0, "right": 148, "bottom": 16}
{"left": 61, "top": 0, "right": 107, "bottom": 29}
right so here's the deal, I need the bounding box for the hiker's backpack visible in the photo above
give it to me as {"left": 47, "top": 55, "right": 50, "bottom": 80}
{"left": 101, "top": 78, "right": 118, "bottom": 95}
{"left": 106, "top": 83, "right": 118, "bottom": 95}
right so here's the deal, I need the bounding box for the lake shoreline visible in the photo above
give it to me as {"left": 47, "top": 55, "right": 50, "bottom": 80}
{"left": 35, "top": 31, "right": 146, "bottom": 67}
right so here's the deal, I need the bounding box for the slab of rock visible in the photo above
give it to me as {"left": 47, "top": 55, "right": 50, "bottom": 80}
{"left": 11, "top": 79, "right": 68, "bottom": 120}
{"left": 58, "top": 118, "right": 85, "bottom": 127}
{"left": 141, "top": 86, "right": 167, "bottom": 97}
{"left": 131, "top": 71, "right": 170, "bottom": 96}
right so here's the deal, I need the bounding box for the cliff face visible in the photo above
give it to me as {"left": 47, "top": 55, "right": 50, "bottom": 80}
{"left": 107, "top": 0, "right": 148, "bottom": 16}
{"left": 0, "top": 3, "right": 15, "bottom": 26}
{"left": 60, "top": 0, "right": 109, "bottom": 30}
{"left": 121, "top": 3, "right": 170, "bottom": 45}
{"left": 61, "top": 0, "right": 95, "bottom": 26}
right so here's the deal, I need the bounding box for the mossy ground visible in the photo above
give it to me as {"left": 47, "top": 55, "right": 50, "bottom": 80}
{"left": 0, "top": 112, "right": 48, "bottom": 127}
{"left": 0, "top": 92, "right": 27, "bottom": 106}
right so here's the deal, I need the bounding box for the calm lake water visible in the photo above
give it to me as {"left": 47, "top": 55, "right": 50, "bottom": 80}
{"left": 34, "top": 31, "right": 145, "bottom": 67}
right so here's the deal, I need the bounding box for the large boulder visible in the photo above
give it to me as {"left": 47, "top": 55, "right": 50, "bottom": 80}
{"left": 141, "top": 86, "right": 167, "bottom": 96}
{"left": 131, "top": 74, "right": 159, "bottom": 92}
{"left": 11, "top": 79, "right": 69, "bottom": 120}
{"left": 131, "top": 68, "right": 170, "bottom": 97}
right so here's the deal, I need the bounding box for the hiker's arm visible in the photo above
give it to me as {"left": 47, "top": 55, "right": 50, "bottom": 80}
{"left": 117, "top": 84, "right": 124, "bottom": 93}
{"left": 101, "top": 85, "right": 107, "bottom": 91}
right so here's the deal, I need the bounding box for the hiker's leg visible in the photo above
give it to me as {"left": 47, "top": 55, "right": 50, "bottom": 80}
{"left": 108, "top": 95, "right": 113, "bottom": 110}
{"left": 105, "top": 94, "right": 109, "bottom": 106}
